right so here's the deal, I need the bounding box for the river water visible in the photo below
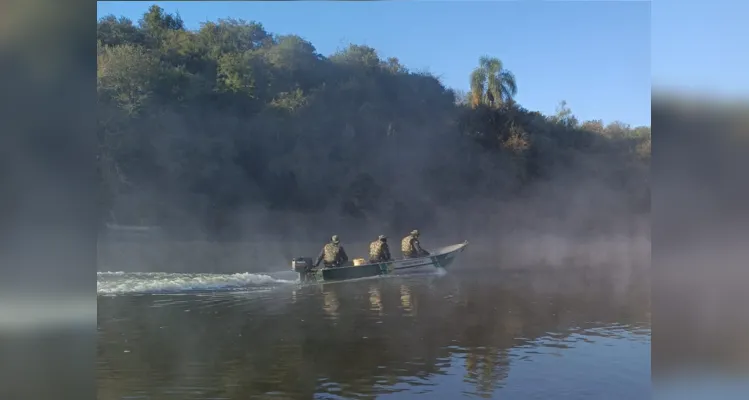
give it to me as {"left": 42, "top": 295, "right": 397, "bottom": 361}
{"left": 97, "top": 267, "right": 651, "bottom": 399}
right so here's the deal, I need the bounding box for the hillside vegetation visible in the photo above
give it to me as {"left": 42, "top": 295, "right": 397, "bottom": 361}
{"left": 97, "top": 6, "right": 650, "bottom": 240}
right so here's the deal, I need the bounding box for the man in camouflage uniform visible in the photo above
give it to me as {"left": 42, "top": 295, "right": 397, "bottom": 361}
{"left": 401, "top": 229, "right": 430, "bottom": 259}
{"left": 315, "top": 235, "right": 349, "bottom": 268}
{"left": 369, "top": 234, "right": 392, "bottom": 263}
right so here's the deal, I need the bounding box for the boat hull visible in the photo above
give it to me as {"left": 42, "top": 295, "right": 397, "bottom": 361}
{"left": 299, "top": 241, "right": 468, "bottom": 283}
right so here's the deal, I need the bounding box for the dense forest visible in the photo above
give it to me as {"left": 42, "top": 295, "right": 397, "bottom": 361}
{"left": 97, "top": 5, "right": 651, "bottom": 241}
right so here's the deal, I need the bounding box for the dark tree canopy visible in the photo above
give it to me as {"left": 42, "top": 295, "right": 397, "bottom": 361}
{"left": 97, "top": 6, "right": 650, "bottom": 240}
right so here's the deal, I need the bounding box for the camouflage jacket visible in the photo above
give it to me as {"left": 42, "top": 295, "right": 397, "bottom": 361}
{"left": 369, "top": 240, "right": 392, "bottom": 261}
{"left": 316, "top": 242, "right": 348, "bottom": 266}
{"left": 401, "top": 235, "right": 427, "bottom": 258}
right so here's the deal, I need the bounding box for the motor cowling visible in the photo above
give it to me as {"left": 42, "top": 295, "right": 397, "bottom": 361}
{"left": 291, "top": 257, "right": 313, "bottom": 273}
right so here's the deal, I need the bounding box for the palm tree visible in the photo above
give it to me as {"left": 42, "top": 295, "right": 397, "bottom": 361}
{"left": 469, "top": 56, "right": 517, "bottom": 108}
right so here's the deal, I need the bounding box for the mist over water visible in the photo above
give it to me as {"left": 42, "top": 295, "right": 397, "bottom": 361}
{"left": 95, "top": 141, "right": 652, "bottom": 398}
{"left": 97, "top": 266, "right": 651, "bottom": 399}
{"left": 91, "top": 4, "right": 655, "bottom": 399}
{"left": 651, "top": 95, "right": 749, "bottom": 396}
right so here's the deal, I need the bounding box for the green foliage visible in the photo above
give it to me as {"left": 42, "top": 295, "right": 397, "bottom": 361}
{"left": 97, "top": 5, "right": 650, "bottom": 238}
{"left": 216, "top": 52, "right": 256, "bottom": 95}
{"left": 97, "top": 16, "right": 147, "bottom": 47}
{"left": 139, "top": 4, "right": 185, "bottom": 36}
{"left": 97, "top": 44, "right": 161, "bottom": 114}
{"left": 197, "top": 19, "right": 271, "bottom": 58}
{"left": 469, "top": 56, "right": 517, "bottom": 108}
{"left": 330, "top": 44, "right": 381, "bottom": 71}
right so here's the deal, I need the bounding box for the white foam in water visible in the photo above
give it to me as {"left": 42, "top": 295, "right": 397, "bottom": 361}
{"left": 97, "top": 272, "right": 295, "bottom": 295}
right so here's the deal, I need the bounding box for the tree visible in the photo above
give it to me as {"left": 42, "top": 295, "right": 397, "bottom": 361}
{"left": 552, "top": 100, "right": 578, "bottom": 128}
{"left": 383, "top": 57, "right": 408, "bottom": 74}
{"left": 469, "top": 56, "right": 517, "bottom": 108}
{"left": 97, "top": 44, "right": 161, "bottom": 115}
{"left": 97, "top": 15, "right": 147, "bottom": 47}
{"left": 139, "top": 5, "right": 184, "bottom": 36}
{"left": 197, "top": 19, "right": 271, "bottom": 59}
{"left": 216, "top": 52, "right": 257, "bottom": 95}
{"left": 94, "top": 4, "right": 650, "bottom": 237}
{"left": 330, "top": 44, "right": 381, "bottom": 71}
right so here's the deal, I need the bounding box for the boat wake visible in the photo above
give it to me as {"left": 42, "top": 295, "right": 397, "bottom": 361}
{"left": 97, "top": 271, "right": 296, "bottom": 295}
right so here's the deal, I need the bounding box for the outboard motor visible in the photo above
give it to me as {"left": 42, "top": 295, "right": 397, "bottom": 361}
{"left": 291, "top": 257, "right": 314, "bottom": 282}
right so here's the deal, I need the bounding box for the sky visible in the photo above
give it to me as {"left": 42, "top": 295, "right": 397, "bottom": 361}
{"left": 651, "top": 0, "right": 749, "bottom": 101}
{"left": 97, "top": 1, "right": 656, "bottom": 126}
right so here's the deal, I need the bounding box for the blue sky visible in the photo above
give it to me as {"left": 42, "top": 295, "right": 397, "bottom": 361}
{"left": 98, "top": 1, "right": 653, "bottom": 126}
{"left": 651, "top": 0, "right": 749, "bottom": 100}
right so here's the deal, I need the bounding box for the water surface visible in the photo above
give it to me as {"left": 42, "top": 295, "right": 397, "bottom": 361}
{"left": 97, "top": 267, "right": 651, "bottom": 399}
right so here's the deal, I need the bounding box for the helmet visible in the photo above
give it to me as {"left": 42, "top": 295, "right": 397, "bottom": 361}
{"left": 410, "top": 229, "right": 420, "bottom": 236}
{"left": 378, "top": 235, "right": 387, "bottom": 241}
{"left": 331, "top": 235, "right": 340, "bottom": 243}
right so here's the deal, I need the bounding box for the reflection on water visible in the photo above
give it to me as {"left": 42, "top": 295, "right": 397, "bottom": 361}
{"left": 322, "top": 287, "right": 340, "bottom": 321}
{"left": 98, "top": 269, "right": 651, "bottom": 399}
{"left": 369, "top": 286, "right": 383, "bottom": 316}
{"left": 400, "top": 284, "right": 413, "bottom": 315}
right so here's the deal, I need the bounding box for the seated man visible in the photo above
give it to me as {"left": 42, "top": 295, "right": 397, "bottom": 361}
{"left": 401, "top": 229, "right": 430, "bottom": 259}
{"left": 369, "top": 234, "right": 392, "bottom": 263}
{"left": 315, "top": 235, "right": 349, "bottom": 268}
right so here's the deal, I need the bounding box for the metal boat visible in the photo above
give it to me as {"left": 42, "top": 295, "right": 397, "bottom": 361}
{"left": 291, "top": 241, "right": 468, "bottom": 283}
